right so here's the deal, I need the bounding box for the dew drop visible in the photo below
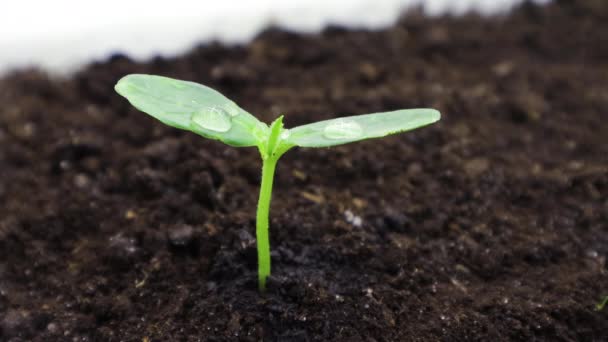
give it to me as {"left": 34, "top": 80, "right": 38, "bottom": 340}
{"left": 280, "top": 129, "right": 290, "bottom": 140}
{"left": 191, "top": 107, "right": 232, "bottom": 132}
{"left": 225, "top": 104, "right": 240, "bottom": 117}
{"left": 323, "top": 119, "right": 364, "bottom": 140}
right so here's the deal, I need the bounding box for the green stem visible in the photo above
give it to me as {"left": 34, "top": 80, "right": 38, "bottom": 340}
{"left": 256, "top": 154, "right": 278, "bottom": 291}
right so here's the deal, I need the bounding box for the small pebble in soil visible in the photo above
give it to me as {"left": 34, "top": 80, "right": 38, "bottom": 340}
{"left": 236, "top": 229, "right": 256, "bottom": 250}
{"left": 15, "top": 122, "right": 36, "bottom": 139}
{"left": 167, "top": 224, "right": 199, "bottom": 255}
{"left": 104, "top": 233, "right": 138, "bottom": 268}
{"left": 586, "top": 250, "right": 598, "bottom": 258}
{"left": 124, "top": 210, "right": 137, "bottom": 220}
{"left": 59, "top": 160, "right": 71, "bottom": 170}
{"left": 73, "top": 173, "right": 90, "bottom": 188}
{"left": 344, "top": 210, "right": 363, "bottom": 227}
{"left": 47, "top": 322, "right": 59, "bottom": 333}
{"left": 167, "top": 224, "right": 194, "bottom": 246}
{"left": 108, "top": 234, "right": 137, "bottom": 255}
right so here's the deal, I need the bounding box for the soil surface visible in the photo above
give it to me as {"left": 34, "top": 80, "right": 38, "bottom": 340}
{"left": 1, "top": 1, "right": 607, "bottom": 341}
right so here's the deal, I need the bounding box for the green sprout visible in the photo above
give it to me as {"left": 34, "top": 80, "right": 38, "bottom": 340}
{"left": 115, "top": 74, "right": 440, "bottom": 291}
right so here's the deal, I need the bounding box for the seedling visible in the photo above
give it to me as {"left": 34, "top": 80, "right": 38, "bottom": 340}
{"left": 115, "top": 74, "right": 440, "bottom": 290}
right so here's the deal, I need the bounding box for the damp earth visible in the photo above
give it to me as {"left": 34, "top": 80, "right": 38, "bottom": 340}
{"left": 0, "top": 1, "right": 607, "bottom": 341}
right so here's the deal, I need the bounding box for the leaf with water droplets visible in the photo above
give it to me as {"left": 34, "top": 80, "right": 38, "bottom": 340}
{"left": 286, "top": 109, "right": 440, "bottom": 148}
{"left": 191, "top": 106, "right": 233, "bottom": 133}
{"left": 115, "top": 74, "right": 267, "bottom": 147}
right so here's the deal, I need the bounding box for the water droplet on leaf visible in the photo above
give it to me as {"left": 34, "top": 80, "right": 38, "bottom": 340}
{"left": 224, "top": 104, "right": 240, "bottom": 117}
{"left": 323, "top": 119, "right": 363, "bottom": 140}
{"left": 191, "top": 107, "right": 232, "bottom": 132}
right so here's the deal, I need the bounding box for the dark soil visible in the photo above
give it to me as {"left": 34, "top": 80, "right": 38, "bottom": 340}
{"left": 1, "top": 1, "right": 607, "bottom": 341}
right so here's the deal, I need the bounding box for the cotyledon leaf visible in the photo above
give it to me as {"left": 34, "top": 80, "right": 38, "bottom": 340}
{"left": 284, "top": 108, "right": 440, "bottom": 148}
{"left": 115, "top": 74, "right": 268, "bottom": 147}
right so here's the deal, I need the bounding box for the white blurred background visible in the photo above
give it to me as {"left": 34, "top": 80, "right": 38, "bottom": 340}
{"left": 0, "top": 0, "right": 550, "bottom": 75}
